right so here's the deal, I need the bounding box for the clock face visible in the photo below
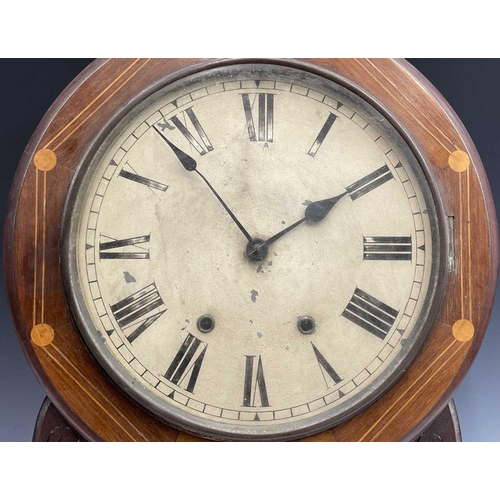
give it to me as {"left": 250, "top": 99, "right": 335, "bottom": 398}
{"left": 64, "top": 63, "right": 441, "bottom": 440}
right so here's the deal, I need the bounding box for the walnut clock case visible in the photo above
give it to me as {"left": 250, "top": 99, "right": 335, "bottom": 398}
{"left": 5, "top": 59, "right": 498, "bottom": 442}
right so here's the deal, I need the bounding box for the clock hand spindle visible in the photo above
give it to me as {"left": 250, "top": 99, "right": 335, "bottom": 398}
{"left": 154, "top": 128, "right": 253, "bottom": 243}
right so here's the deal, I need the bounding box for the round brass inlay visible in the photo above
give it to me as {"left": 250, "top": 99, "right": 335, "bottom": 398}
{"left": 34, "top": 149, "right": 57, "bottom": 172}
{"left": 448, "top": 150, "right": 470, "bottom": 172}
{"left": 452, "top": 319, "right": 475, "bottom": 342}
{"left": 31, "top": 323, "right": 55, "bottom": 347}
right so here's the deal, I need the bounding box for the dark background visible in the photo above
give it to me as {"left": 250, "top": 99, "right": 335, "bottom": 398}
{"left": 0, "top": 59, "right": 498, "bottom": 441}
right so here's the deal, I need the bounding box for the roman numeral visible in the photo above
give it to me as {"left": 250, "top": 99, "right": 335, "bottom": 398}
{"left": 346, "top": 165, "right": 393, "bottom": 201}
{"left": 110, "top": 283, "right": 165, "bottom": 343}
{"left": 311, "top": 342, "right": 342, "bottom": 388}
{"left": 169, "top": 107, "right": 213, "bottom": 155}
{"left": 100, "top": 235, "right": 150, "bottom": 259}
{"left": 363, "top": 236, "right": 412, "bottom": 261}
{"left": 241, "top": 93, "right": 274, "bottom": 142}
{"left": 164, "top": 333, "right": 207, "bottom": 393}
{"left": 243, "top": 355, "right": 270, "bottom": 407}
{"left": 342, "top": 287, "right": 398, "bottom": 340}
{"left": 118, "top": 169, "right": 168, "bottom": 192}
{"left": 308, "top": 113, "right": 337, "bottom": 157}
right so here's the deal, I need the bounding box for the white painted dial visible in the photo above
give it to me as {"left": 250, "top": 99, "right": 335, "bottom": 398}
{"left": 67, "top": 63, "right": 440, "bottom": 440}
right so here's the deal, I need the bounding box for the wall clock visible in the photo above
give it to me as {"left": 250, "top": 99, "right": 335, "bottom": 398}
{"left": 5, "top": 58, "right": 498, "bottom": 441}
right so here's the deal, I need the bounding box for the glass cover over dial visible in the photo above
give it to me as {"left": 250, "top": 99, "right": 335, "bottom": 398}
{"left": 64, "top": 63, "right": 441, "bottom": 441}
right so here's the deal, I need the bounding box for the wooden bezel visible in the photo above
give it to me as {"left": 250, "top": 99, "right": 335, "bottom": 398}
{"left": 4, "top": 58, "right": 498, "bottom": 442}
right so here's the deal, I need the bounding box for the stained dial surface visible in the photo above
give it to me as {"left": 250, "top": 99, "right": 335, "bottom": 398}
{"left": 69, "top": 64, "right": 439, "bottom": 440}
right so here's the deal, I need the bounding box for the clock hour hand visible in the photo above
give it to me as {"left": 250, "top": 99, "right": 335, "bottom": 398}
{"left": 256, "top": 191, "right": 348, "bottom": 250}
{"left": 154, "top": 128, "right": 253, "bottom": 243}
{"left": 303, "top": 191, "right": 348, "bottom": 223}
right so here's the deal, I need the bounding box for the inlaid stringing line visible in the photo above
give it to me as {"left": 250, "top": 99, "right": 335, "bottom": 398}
{"left": 32, "top": 168, "right": 39, "bottom": 328}
{"left": 459, "top": 173, "right": 464, "bottom": 318}
{"left": 45, "top": 343, "right": 146, "bottom": 442}
{"left": 467, "top": 167, "right": 472, "bottom": 323}
{"left": 368, "top": 340, "right": 464, "bottom": 442}
{"left": 360, "top": 59, "right": 453, "bottom": 154}
{"left": 358, "top": 338, "right": 460, "bottom": 441}
{"left": 364, "top": 58, "right": 456, "bottom": 151}
{"left": 41, "top": 171, "right": 47, "bottom": 324}
{"left": 52, "top": 59, "right": 151, "bottom": 151}
{"left": 44, "top": 59, "right": 141, "bottom": 150}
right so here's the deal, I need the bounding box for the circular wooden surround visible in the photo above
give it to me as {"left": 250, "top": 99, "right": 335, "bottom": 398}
{"left": 5, "top": 59, "right": 498, "bottom": 441}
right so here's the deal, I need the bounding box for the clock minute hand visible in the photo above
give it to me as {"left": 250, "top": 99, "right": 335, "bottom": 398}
{"left": 154, "top": 129, "right": 253, "bottom": 243}
{"left": 195, "top": 169, "right": 254, "bottom": 243}
{"left": 263, "top": 191, "right": 348, "bottom": 247}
